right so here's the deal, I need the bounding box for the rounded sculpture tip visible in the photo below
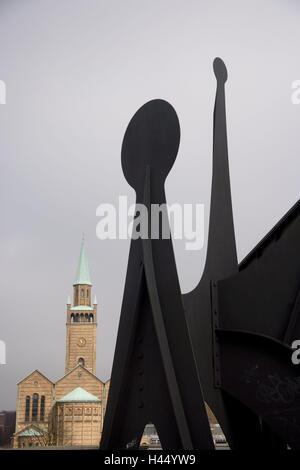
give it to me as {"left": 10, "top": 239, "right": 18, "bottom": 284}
{"left": 213, "top": 57, "right": 228, "bottom": 83}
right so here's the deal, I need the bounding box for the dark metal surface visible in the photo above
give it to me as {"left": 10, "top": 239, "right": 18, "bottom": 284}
{"left": 218, "top": 200, "right": 300, "bottom": 341}
{"left": 197, "top": 59, "right": 299, "bottom": 448}
{"left": 101, "top": 58, "right": 300, "bottom": 450}
{"left": 100, "top": 100, "right": 214, "bottom": 450}
{"left": 218, "top": 329, "right": 300, "bottom": 449}
{"left": 215, "top": 197, "right": 300, "bottom": 448}
{"left": 184, "top": 58, "right": 265, "bottom": 449}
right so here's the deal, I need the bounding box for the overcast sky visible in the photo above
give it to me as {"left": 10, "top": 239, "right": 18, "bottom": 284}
{"left": 0, "top": 0, "right": 299, "bottom": 410}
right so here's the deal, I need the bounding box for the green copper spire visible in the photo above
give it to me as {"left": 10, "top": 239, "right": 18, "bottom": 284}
{"left": 73, "top": 238, "right": 92, "bottom": 286}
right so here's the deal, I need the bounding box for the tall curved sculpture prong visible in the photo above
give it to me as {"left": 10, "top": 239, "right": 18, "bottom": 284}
{"left": 101, "top": 100, "right": 214, "bottom": 450}
{"left": 183, "top": 57, "right": 269, "bottom": 449}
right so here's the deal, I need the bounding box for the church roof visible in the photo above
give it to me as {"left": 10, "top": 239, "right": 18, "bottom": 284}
{"left": 70, "top": 305, "right": 94, "bottom": 311}
{"left": 57, "top": 386, "right": 101, "bottom": 403}
{"left": 73, "top": 239, "right": 91, "bottom": 286}
{"left": 18, "top": 427, "right": 44, "bottom": 437}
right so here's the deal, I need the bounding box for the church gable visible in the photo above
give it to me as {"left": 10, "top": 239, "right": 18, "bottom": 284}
{"left": 18, "top": 370, "right": 53, "bottom": 386}
{"left": 16, "top": 370, "right": 54, "bottom": 435}
{"left": 13, "top": 424, "right": 49, "bottom": 448}
{"left": 54, "top": 365, "right": 104, "bottom": 402}
{"left": 14, "top": 423, "right": 48, "bottom": 438}
{"left": 17, "top": 370, "right": 53, "bottom": 406}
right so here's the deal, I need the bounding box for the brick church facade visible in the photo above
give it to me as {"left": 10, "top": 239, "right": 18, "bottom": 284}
{"left": 12, "top": 240, "right": 110, "bottom": 448}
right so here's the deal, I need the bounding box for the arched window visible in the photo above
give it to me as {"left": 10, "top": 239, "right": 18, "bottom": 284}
{"left": 81, "top": 289, "right": 84, "bottom": 297}
{"left": 32, "top": 393, "right": 39, "bottom": 421}
{"left": 78, "top": 357, "right": 85, "bottom": 367}
{"left": 80, "top": 313, "right": 84, "bottom": 322}
{"left": 89, "top": 314, "right": 93, "bottom": 323}
{"left": 25, "top": 396, "right": 30, "bottom": 422}
{"left": 87, "top": 289, "right": 89, "bottom": 298}
{"left": 85, "top": 313, "right": 89, "bottom": 322}
{"left": 75, "top": 313, "right": 79, "bottom": 322}
{"left": 40, "top": 396, "right": 45, "bottom": 422}
{"left": 70, "top": 313, "right": 74, "bottom": 323}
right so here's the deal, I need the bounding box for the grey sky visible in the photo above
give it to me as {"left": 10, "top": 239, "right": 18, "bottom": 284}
{"left": 0, "top": 0, "right": 299, "bottom": 409}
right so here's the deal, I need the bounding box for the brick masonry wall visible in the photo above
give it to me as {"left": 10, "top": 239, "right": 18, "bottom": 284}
{"left": 55, "top": 366, "right": 104, "bottom": 401}
{"left": 65, "top": 322, "right": 97, "bottom": 374}
{"left": 15, "top": 371, "right": 53, "bottom": 434}
{"left": 56, "top": 402, "right": 102, "bottom": 446}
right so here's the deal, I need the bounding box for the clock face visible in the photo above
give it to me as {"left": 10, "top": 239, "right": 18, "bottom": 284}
{"left": 77, "top": 337, "right": 86, "bottom": 347}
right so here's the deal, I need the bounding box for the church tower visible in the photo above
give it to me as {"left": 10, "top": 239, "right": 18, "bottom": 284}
{"left": 65, "top": 239, "right": 98, "bottom": 374}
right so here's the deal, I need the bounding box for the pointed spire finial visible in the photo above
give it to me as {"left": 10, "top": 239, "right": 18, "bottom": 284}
{"left": 73, "top": 236, "right": 92, "bottom": 286}
{"left": 67, "top": 296, "right": 71, "bottom": 305}
{"left": 94, "top": 294, "right": 98, "bottom": 305}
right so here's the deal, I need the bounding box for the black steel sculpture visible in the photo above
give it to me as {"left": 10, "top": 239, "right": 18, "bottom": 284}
{"left": 183, "top": 57, "right": 266, "bottom": 450}
{"left": 101, "top": 57, "right": 300, "bottom": 450}
{"left": 100, "top": 100, "right": 214, "bottom": 450}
